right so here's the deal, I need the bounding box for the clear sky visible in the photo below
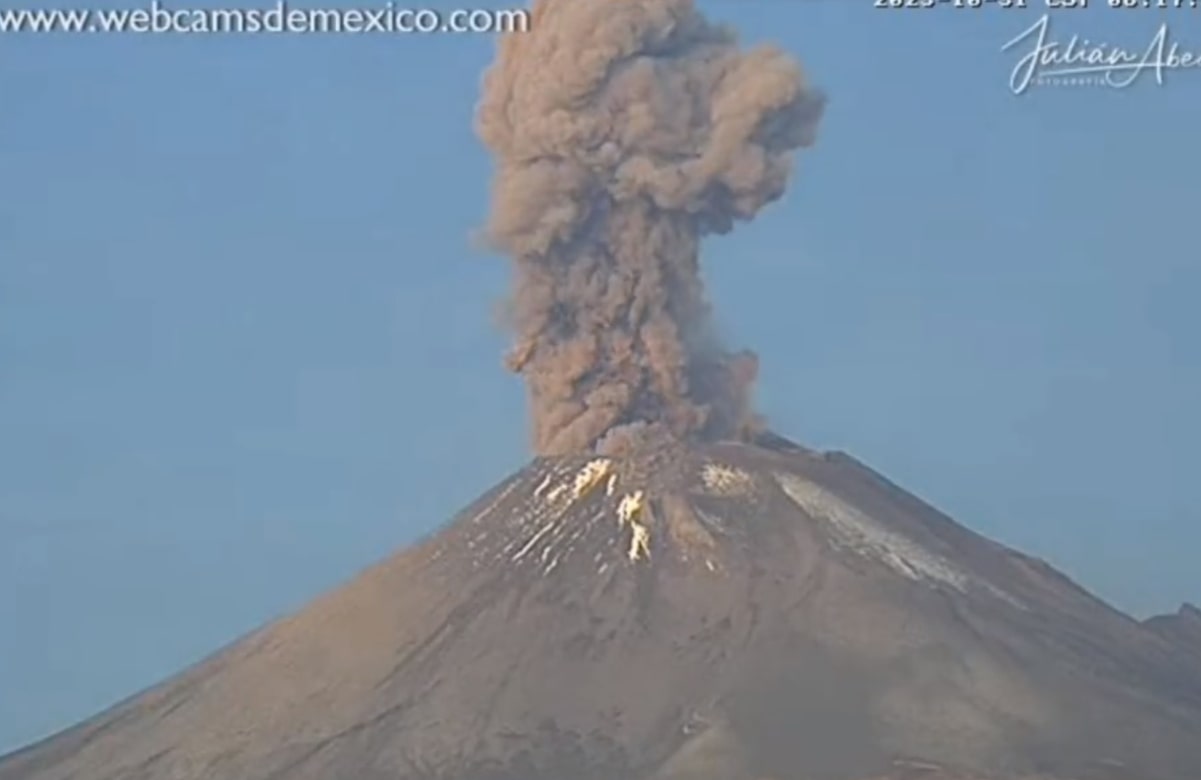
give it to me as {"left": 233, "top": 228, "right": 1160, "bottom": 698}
{"left": 2, "top": 0, "right": 1199, "bottom": 757}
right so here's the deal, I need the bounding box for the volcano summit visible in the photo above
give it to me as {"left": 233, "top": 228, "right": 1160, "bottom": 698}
{"left": 2, "top": 436, "right": 1200, "bottom": 780}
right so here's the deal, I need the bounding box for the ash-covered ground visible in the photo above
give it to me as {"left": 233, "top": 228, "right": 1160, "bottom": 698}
{"left": 3, "top": 436, "right": 1199, "bottom": 780}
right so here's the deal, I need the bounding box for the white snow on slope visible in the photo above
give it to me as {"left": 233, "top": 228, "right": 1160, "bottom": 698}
{"left": 773, "top": 471, "right": 1021, "bottom": 607}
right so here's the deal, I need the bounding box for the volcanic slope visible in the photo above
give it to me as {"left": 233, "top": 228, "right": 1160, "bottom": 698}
{"left": 3, "top": 437, "right": 1201, "bottom": 780}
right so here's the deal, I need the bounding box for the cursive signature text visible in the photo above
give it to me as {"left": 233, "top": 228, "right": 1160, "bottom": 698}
{"left": 1002, "top": 14, "right": 1201, "bottom": 95}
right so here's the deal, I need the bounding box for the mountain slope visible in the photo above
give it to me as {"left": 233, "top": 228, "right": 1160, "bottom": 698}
{"left": 1144, "top": 604, "right": 1201, "bottom": 665}
{"left": 2, "top": 438, "right": 1200, "bottom": 780}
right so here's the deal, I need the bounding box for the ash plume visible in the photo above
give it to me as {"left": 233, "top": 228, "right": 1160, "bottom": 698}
{"left": 476, "top": 0, "right": 825, "bottom": 455}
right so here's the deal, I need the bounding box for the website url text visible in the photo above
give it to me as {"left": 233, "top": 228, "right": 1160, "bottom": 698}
{"left": 0, "top": 1, "right": 530, "bottom": 34}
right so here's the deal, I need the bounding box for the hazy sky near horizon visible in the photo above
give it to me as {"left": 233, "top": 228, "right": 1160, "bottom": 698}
{"left": 2, "top": 0, "right": 1199, "bottom": 756}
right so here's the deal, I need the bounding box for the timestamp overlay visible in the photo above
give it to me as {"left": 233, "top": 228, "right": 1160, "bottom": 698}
{"left": 873, "top": 0, "right": 1201, "bottom": 95}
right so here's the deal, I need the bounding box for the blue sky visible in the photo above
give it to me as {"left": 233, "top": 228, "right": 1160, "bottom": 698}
{"left": 2, "top": 0, "right": 1199, "bottom": 756}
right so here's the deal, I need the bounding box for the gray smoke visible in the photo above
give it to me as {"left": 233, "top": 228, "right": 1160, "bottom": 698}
{"left": 476, "top": 0, "right": 824, "bottom": 455}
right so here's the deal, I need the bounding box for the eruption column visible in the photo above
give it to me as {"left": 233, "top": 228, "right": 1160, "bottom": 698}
{"left": 477, "top": 0, "right": 825, "bottom": 455}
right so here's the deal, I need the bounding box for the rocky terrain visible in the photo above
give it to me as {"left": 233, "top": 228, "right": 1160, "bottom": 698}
{"left": 2, "top": 435, "right": 1199, "bottom": 780}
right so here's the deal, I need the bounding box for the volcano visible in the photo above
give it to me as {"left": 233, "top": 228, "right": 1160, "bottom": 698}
{"left": 3, "top": 435, "right": 1200, "bottom": 780}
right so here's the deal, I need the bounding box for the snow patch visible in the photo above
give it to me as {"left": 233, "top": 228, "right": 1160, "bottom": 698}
{"left": 617, "top": 491, "right": 644, "bottom": 526}
{"left": 512, "top": 520, "right": 558, "bottom": 562}
{"left": 773, "top": 472, "right": 970, "bottom": 591}
{"left": 616, "top": 491, "right": 651, "bottom": 562}
{"left": 572, "top": 459, "right": 613, "bottom": 500}
{"left": 700, "top": 463, "right": 754, "bottom": 496}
